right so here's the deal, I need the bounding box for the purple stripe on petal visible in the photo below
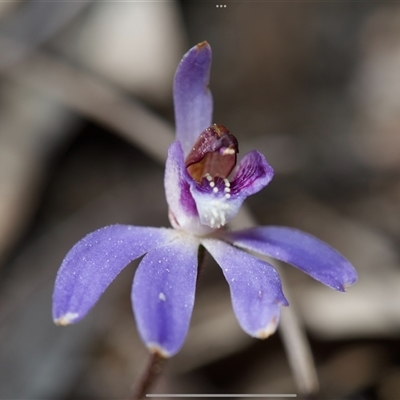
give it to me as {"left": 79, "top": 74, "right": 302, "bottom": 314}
{"left": 174, "top": 42, "right": 213, "bottom": 155}
{"left": 201, "top": 238, "right": 288, "bottom": 339}
{"left": 52, "top": 225, "right": 176, "bottom": 325}
{"left": 224, "top": 226, "right": 358, "bottom": 291}
{"left": 230, "top": 150, "right": 274, "bottom": 197}
{"left": 186, "top": 151, "right": 273, "bottom": 229}
{"left": 132, "top": 235, "right": 199, "bottom": 357}
{"left": 187, "top": 151, "right": 273, "bottom": 229}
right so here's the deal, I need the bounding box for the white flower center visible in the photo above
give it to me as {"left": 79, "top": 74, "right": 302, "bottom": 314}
{"left": 193, "top": 174, "right": 236, "bottom": 229}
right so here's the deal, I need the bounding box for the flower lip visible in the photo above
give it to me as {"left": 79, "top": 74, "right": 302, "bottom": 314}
{"left": 185, "top": 123, "right": 239, "bottom": 183}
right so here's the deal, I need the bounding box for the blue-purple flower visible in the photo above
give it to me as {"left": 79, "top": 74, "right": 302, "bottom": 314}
{"left": 52, "top": 42, "right": 357, "bottom": 358}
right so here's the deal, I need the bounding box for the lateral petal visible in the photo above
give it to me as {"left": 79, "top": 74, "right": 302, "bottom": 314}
{"left": 230, "top": 150, "right": 274, "bottom": 197}
{"left": 52, "top": 225, "right": 176, "bottom": 325}
{"left": 224, "top": 226, "right": 358, "bottom": 291}
{"left": 201, "top": 238, "right": 288, "bottom": 338}
{"left": 132, "top": 234, "right": 199, "bottom": 357}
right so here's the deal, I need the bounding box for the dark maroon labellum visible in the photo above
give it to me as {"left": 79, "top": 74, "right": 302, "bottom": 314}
{"left": 185, "top": 124, "right": 239, "bottom": 183}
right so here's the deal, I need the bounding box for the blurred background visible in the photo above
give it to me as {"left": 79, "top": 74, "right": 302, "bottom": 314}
{"left": 1, "top": 1, "right": 400, "bottom": 399}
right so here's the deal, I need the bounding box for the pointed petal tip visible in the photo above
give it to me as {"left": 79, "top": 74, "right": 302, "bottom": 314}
{"left": 340, "top": 279, "right": 358, "bottom": 292}
{"left": 54, "top": 312, "right": 79, "bottom": 326}
{"left": 196, "top": 40, "right": 210, "bottom": 49}
{"left": 281, "top": 297, "right": 290, "bottom": 307}
{"left": 196, "top": 41, "right": 211, "bottom": 51}
{"left": 254, "top": 315, "right": 280, "bottom": 339}
{"left": 332, "top": 270, "right": 358, "bottom": 292}
{"left": 147, "top": 343, "right": 172, "bottom": 359}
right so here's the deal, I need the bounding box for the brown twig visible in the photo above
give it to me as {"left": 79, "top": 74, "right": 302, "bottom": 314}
{"left": 131, "top": 352, "right": 167, "bottom": 400}
{"left": 3, "top": 50, "right": 174, "bottom": 164}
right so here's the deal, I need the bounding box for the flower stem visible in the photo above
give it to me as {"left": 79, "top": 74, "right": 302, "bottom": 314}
{"left": 197, "top": 244, "right": 208, "bottom": 282}
{"left": 131, "top": 352, "right": 167, "bottom": 400}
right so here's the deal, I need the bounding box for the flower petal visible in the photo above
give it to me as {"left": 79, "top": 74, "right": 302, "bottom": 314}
{"left": 189, "top": 151, "right": 274, "bottom": 229}
{"left": 132, "top": 234, "right": 199, "bottom": 357}
{"left": 173, "top": 41, "right": 213, "bottom": 155}
{"left": 52, "top": 225, "right": 176, "bottom": 325}
{"left": 230, "top": 150, "right": 274, "bottom": 197}
{"left": 201, "top": 238, "right": 288, "bottom": 338}
{"left": 165, "top": 141, "right": 214, "bottom": 235}
{"left": 224, "top": 226, "right": 358, "bottom": 291}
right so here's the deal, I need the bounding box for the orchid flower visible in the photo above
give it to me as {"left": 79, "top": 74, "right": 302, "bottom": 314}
{"left": 52, "top": 42, "right": 357, "bottom": 358}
